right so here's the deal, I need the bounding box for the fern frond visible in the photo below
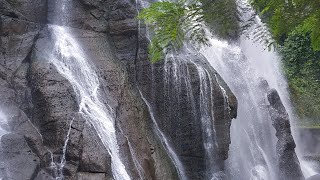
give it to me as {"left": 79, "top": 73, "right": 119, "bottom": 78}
{"left": 138, "top": 0, "right": 209, "bottom": 62}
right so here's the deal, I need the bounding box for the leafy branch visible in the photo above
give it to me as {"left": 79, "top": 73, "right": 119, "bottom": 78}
{"left": 137, "top": 1, "right": 209, "bottom": 62}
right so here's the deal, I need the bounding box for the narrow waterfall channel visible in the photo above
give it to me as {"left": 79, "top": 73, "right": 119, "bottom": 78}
{"left": 0, "top": 110, "right": 7, "bottom": 179}
{"left": 0, "top": 110, "right": 8, "bottom": 138}
{"left": 49, "top": 25, "right": 131, "bottom": 180}
{"left": 139, "top": 90, "right": 188, "bottom": 180}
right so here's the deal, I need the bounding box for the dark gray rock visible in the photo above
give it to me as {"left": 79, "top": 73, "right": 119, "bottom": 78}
{"left": 29, "top": 58, "right": 78, "bottom": 150}
{"left": 77, "top": 172, "right": 113, "bottom": 180}
{"left": 267, "top": 89, "right": 304, "bottom": 180}
{"left": 47, "top": 0, "right": 109, "bottom": 32}
{"left": 135, "top": 48, "right": 237, "bottom": 179}
{"left": 0, "top": 0, "right": 47, "bottom": 23}
{"left": 0, "top": 0, "right": 238, "bottom": 179}
{"left": 0, "top": 133, "right": 40, "bottom": 180}
{"left": 78, "top": 122, "right": 112, "bottom": 174}
{"left": 35, "top": 170, "right": 56, "bottom": 180}
{"left": 0, "top": 16, "right": 41, "bottom": 79}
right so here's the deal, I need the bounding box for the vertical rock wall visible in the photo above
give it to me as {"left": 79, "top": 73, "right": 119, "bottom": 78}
{"left": 0, "top": 0, "right": 238, "bottom": 179}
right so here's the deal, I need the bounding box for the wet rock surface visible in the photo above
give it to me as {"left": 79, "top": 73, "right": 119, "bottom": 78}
{"left": 0, "top": 0, "right": 237, "bottom": 179}
{"left": 135, "top": 48, "right": 237, "bottom": 179}
{"left": 267, "top": 89, "right": 304, "bottom": 180}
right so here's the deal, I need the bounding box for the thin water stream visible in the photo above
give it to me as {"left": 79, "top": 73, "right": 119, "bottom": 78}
{"left": 0, "top": 110, "right": 8, "bottom": 139}
{"left": 138, "top": 89, "right": 188, "bottom": 180}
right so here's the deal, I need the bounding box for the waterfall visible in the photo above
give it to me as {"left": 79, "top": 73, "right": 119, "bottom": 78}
{"left": 196, "top": 64, "right": 218, "bottom": 177}
{"left": 0, "top": 110, "right": 9, "bottom": 179}
{"left": 49, "top": 25, "right": 130, "bottom": 180}
{"left": 198, "top": 0, "right": 314, "bottom": 179}
{"left": 160, "top": 46, "right": 227, "bottom": 179}
{"left": 57, "top": 118, "right": 74, "bottom": 179}
{"left": 139, "top": 90, "right": 188, "bottom": 180}
{"left": 201, "top": 28, "right": 278, "bottom": 180}
{"left": 45, "top": 0, "right": 132, "bottom": 178}
{"left": 0, "top": 110, "right": 8, "bottom": 139}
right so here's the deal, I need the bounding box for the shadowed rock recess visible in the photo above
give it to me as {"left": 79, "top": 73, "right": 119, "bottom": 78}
{"left": 0, "top": 0, "right": 237, "bottom": 179}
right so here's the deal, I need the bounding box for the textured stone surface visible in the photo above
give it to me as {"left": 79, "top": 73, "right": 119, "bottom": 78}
{"left": 0, "top": 133, "right": 40, "bottom": 180}
{"left": 0, "top": 0, "right": 47, "bottom": 23}
{"left": 0, "top": 0, "right": 238, "bottom": 179}
{"left": 77, "top": 172, "right": 112, "bottom": 180}
{"left": 135, "top": 50, "right": 237, "bottom": 179}
{"left": 267, "top": 89, "right": 304, "bottom": 180}
{"left": 78, "top": 122, "right": 111, "bottom": 173}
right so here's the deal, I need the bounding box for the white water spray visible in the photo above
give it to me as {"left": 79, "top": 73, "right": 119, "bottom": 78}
{"left": 301, "top": 160, "right": 318, "bottom": 179}
{"left": 197, "top": 66, "right": 218, "bottom": 175}
{"left": 198, "top": 0, "right": 292, "bottom": 177}
{"left": 0, "top": 111, "right": 8, "bottom": 138}
{"left": 197, "top": 0, "right": 319, "bottom": 176}
{"left": 49, "top": 25, "right": 130, "bottom": 180}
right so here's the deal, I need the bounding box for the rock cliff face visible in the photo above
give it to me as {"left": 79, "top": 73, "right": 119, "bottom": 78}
{"left": 267, "top": 89, "right": 304, "bottom": 180}
{"left": 0, "top": 0, "right": 237, "bottom": 179}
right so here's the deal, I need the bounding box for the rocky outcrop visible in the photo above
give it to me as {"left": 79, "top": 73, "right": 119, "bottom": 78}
{"left": 135, "top": 47, "right": 237, "bottom": 179}
{"left": 0, "top": 0, "right": 237, "bottom": 179}
{"left": 267, "top": 89, "right": 304, "bottom": 180}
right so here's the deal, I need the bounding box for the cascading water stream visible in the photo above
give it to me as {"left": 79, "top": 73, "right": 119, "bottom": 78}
{"left": 46, "top": 0, "right": 131, "bottom": 179}
{"left": 135, "top": 0, "right": 189, "bottom": 179}
{"left": 162, "top": 46, "right": 226, "bottom": 179}
{"left": 0, "top": 110, "right": 8, "bottom": 179}
{"left": 49, "top": 25, "right": 130, "bottom": 180}
{"left": 0, "top": 110, "right": 8, "bottom": 139}
{"left": 136, "top": 0, "right": 231, "bottom": 176}
{"left": 197, "top": 0, "right": 317, "bottom": 179}
{"left": 195, "top": 64, "right": 217, "bottom": 177}
{"left": 236, "top": 1, "right": 319, "bottom": 178}
{"left": 200, "top": 28, "right": 280, "bottom": 180}
{"left": 57, "top": 118, "right": 74, "bottom": 180}
{"left": 138, "top": 90, "right": 188, "bottom": 180}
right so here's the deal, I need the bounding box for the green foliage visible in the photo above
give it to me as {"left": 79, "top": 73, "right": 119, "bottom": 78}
{"left": 138, "top": 1, "right": 208, "bottom": 62}
{"left": 250, "top": 0, "right": 320, "bottom": 50}
{"left": 281, "top": 30, "right": 320, "bottom": 119}
{"left": 251, "top": 0, "right": 320, "bottom": 121}
{"left": 201, "top": 0, "right": 239, "bottom": 40}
